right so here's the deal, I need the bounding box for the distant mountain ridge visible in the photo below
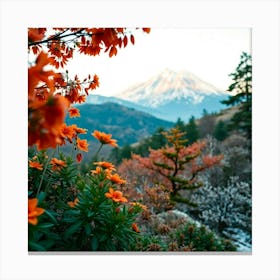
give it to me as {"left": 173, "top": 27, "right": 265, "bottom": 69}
{"left": 67, "top": 102, "right": 173, "bottom": 146}
{"left": 84, "top": 94, "right": 162, "bottom": 116}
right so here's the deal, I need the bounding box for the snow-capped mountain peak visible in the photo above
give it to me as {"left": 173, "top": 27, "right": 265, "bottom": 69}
{"left": 117, "top": 68, "right": 227, "bottom": 108}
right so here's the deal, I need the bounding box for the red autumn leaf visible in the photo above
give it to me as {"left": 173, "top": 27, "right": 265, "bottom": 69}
{"left": 123, "top": 35, "right": 128, "bottom": 47}
{"left": 81, "top": 36, "right": 86, "bottom": 45}
{"left": 130, "top": 34, "right": 135, "bottom": 45}
{"left": 76, "top": 153, "right": 83, "bottom": 163}
{"left": 142, "top": 28, "right": 151, "bottom": 33}
{"left": 109, "top": 46, "right": 117, "bottom": 57}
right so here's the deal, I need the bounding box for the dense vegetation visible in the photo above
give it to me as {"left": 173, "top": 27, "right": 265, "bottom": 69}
{"left": 28, "top": 28, "right": 251, "bottom": 252}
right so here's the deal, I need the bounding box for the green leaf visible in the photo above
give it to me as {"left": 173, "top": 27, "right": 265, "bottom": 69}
{"left": 44, "top": 209, "right": 58, "bottom": 225}
{"left": 84, "top": 223, "right": 92, "bottom": 235}
{"left": 64, "top": 220, "right": 83, "bottom": 239}
{"left": 28, "top": 240, "right": 46, "bottom": 251}
{"left": 37, "top": 192, "right": 46, "bottom": 204}
{"left": 35, "top": 223, "right": 54, "bottom": 229}
{"left": 91, "top": 236, "right": 99, "bottom": 250}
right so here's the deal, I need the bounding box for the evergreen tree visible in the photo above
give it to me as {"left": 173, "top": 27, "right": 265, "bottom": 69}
{"left": 174, "top": 117, "right": 185, "bottom": 131}
{"left": 185, "top": 116, "right": 199, "bottom": 144}
{"left": 221, "top": 52, "right": 252, "bottom": 139}
{"left": 120, "top": 144, "right": 133, "bottom": 160}
{"left": 213, "top": 120, "right": 228, "bottom": 141}
{"left": 149, "top": 127, "right": 167, "bottom": 149}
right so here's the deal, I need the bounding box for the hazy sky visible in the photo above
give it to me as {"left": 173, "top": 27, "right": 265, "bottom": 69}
{"left": 66, "top": 28, "right": 251, "bottom": 97}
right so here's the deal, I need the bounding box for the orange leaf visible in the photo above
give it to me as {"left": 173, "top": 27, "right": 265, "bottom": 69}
{"left": 118, "top": 38, "right": 122, "bottom": 48}
{"left": 130, "top": 35, "right": 135, "bottom": 45}
{"left": 109, "top": 46, "right": 117, "bottom": 57}
{"left": 142, "top": 28, "right": 151, "bottom": 33}
{"left": 123, "top": 36, "right": 128, "bottom": 48}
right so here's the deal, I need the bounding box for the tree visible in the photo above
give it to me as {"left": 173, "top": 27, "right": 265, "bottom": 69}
{"left": 28, "top": 28, "right": 151, "bottom": 150}
{"left": 221, "top": 52, "right": 252, "bottom": 138}
{"left": 213, "top": 120, "right": 228, "bottom": 141}
{"left": 132, "top": 128, "right": 223, "bottom": 207}
{"left": 149, "top": 127, "right": 168, "bottom": 149}
{"left": 185, "top": 116, "right": 200, "bottom": 144}
{"left": 174, "top": 117, "right": 185, "bottom": 131}
{"left": 191, "top": 177, "right": 251, "bottom": 236}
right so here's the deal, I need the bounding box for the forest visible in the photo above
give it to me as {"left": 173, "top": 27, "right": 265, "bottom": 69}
{"left": 28, "top": 28, "right": 252, "bottom": 252}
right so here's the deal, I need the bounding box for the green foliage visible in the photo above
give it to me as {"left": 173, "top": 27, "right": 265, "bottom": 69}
{"left": 174, "top": 223, "right": 236, "bottom": 251}
{"left": 131, "top": 212, "right": 236, "bottom": 252}
{"left": 60, "top": 173, "right": 142, "bottom": 251}
{"left": 221, "top": 52, "right": 252, "bottom": 138}
{"left": 28, "top": 150, "right": 143, "bottom": 251}
{"left": 213, "top": 120, "right": 228, "bottom": 141}
{"left": 185, "top": 116, "right": 200, "bottom": 144}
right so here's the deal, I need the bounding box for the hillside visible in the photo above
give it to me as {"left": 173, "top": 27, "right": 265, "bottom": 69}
{"left": 66, "top": 102, "right": 174, "bottom": 146}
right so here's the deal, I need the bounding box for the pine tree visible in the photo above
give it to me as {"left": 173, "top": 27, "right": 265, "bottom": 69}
{"left": 149, "top": 127, "right": 168, "bottom": 149}
{"left": 213, "top": 120, "right": 228, "bottom": 141}
{"left": 185, "top": 116, "right": 200, "bottom": 144}
{"left": 221, "top": 52, "right": 252, "bottom": 139}
{"left": 174, "top": 118, "right": 185, "bottom": 131}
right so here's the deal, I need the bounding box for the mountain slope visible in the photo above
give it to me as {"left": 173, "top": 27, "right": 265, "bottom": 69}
{"left": 116, "top": 68, "right": 230, "bottom": 121}
{"left": 84, "top": 94, "right": 163, "bottom": 116}
{"left": 67, "top": 102, "right": 174, "bottom": 146}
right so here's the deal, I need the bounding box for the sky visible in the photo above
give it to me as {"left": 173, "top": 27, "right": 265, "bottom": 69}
{"left": 65, "top": 28, "right": 251, "bottom": 97}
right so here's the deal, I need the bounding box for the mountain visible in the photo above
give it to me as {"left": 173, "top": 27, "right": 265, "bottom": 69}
{"left": 84, "top": 94, "right": 162, "bottom": 116}
{"left": 116, "top": 68, "right": 230, "bottom": 122}
{"left": 67, "top": 102, "right": 174, "bottom": 146}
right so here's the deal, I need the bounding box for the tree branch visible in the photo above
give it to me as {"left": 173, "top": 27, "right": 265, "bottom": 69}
{"left": 28, "top": 28, "right": 86, "bottom": 47}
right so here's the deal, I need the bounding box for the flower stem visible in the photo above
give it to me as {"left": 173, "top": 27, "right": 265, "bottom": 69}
{"left": 94, "top": 144, "right": 103, "bottom": 159}
{"left": 36, "top": 149, "right": 56, "bottom": 197}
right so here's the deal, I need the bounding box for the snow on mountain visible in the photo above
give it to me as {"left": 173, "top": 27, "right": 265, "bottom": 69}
{"left": 84, "top": 69, "right": 230, "bottom": 122}
{"left": 116, "top": 68, "right": 228, "bottom": 108}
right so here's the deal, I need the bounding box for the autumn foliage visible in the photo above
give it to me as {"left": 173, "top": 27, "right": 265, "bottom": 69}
{"left": 28, "top": 27, "right": 235, "bottom": 252}
{"left": 28, "top": 28, "right": 150, "bottom": 151}
{"left": 119, "top": 128, "right": 223, "bottom": 208}
{"left": 28, "top": 27, "right": 151, "bottom": 251}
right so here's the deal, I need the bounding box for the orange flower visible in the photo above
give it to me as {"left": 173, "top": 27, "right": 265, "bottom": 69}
{"left": 105, "top": 187, "right": 128, "bottom": 203}
{"left": 76, "top": 138, "right": 89, "bottom": 152}
{"left": 60, "top": 123, "right": 76, "bottom": 141}
{"left": 132, "top": 223, "right": 140, "bottom": 233}
{"left": 29, "top": 160, "right": 43, "bottom": 171}
{"left": 28, "top": 198, "right": 45, "bottom": 225}
{"left": 28, "top": 94, "right": 69, "bottom": 150}
{"left": 94, "top": 161, "right": 116, "bottom": 171}
{"left": 107, "top": 173, "right": 126, "bottom": 185}
{"left": 68, "top": 107, "right": 80, "bottom": 118}
{"left": 92, "top": 130, "right": 118, "bottom": 147}
{"left": 72, "top": 125, "right": 87, "bottom": 135}
{"left": 91, "top": 166, "right": 103, "bottom": 175}
{"left": 50, "top": 157, "right": 66, "bottom": 171}
{"left": 67, "top": 197, "right": 79, "bottom": 208}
